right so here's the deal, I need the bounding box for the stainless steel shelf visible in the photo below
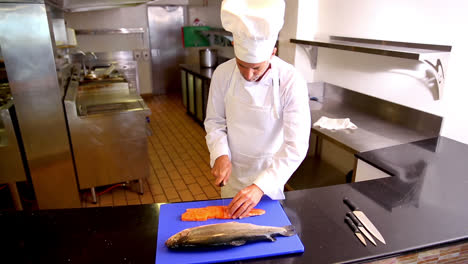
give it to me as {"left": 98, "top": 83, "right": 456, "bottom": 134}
{"left": 291, "top": 36, "right": 451, "bottom": 60}
{"left": 75, "top": 28, "right": 145, "bottom": 35}
{"left": 290, "top": 36, "right": 452, "bottom": 100}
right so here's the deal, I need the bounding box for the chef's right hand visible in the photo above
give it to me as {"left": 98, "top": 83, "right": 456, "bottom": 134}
{"left": 211, "top": 155, "right": 231, "bottom": 187}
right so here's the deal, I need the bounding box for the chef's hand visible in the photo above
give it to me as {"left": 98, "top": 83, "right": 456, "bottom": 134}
{"left": 228, "top": 184, "right": 264, "bottom": 219}
{"left": 211, "top": 155, "right": 232, "bottom": 187}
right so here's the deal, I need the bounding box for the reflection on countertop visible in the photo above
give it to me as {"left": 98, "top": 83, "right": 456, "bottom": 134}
{"left": 180, "top": 64, "right": 217, "bottom": 80}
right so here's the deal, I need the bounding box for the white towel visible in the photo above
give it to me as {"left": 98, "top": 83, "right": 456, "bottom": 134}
{"left": 313, "top": 116, "right": 358, "bottom": 130}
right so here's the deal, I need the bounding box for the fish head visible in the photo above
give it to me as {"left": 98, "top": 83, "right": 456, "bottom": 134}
{"left": 165, "top": 229, "right": 190, "bottom": 249}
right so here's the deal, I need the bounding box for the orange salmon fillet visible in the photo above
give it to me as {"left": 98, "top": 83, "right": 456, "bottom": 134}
{"left": 181, "top": 206, "right": 265, "bottom": 221}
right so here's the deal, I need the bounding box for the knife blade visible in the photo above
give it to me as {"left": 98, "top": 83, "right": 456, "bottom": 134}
{"left": 346, "top": 211, "right": 376, "bottom": 246}
{"left": 344, "top": 197, "right": 386, "bottom": 244}
{"left": 345, "top": 216, "right": 366, "bottom": 246}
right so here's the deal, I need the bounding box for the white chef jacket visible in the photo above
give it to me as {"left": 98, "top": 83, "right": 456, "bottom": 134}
{"left": 204, "top": 56, "right": 311, "bottom": 199}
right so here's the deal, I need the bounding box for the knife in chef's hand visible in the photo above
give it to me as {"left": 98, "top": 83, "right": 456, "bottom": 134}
{"left": 345, "top": 216, "right": 366, "bottom": 246}
{"left": 344, "top": 197, "right": 386, "bottom": 244}
{"left": 346, "top": 212, "right": 376, "bottom": 246}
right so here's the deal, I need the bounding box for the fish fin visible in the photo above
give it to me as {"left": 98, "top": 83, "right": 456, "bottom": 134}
{"left": 281, "top": 225, "right": 296, "bottom": 237}
{"left": 266, "top": 235, "right": 276, "bottom": 242}
{"left": 230, "top": 240, "right": 246, "bottom": 246}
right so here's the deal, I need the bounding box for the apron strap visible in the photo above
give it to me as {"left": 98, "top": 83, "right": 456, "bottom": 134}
{"left": 272, "top": 66, "right": 281, "bottom": 119}
{"left": 225, "top": 61, "right": 281, "bottom": 120}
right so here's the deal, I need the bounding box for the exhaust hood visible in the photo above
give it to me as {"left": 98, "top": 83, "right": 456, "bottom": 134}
{"left": 46, "top": 0, "right": 149, "bottom": 12}
{"left": 46, "top": 0, "right": 191, "bottom": 12}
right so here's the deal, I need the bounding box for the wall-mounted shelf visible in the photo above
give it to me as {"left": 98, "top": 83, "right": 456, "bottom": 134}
{"left": 75, "top": 28, "right": 145, "bottom": 35}
{"left": 290, "top": 36, "right": 451, "bottom": 100}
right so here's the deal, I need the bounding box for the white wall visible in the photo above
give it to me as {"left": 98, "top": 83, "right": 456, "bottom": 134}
{"left": 65, "top": 4, "right": 153, "bottom": 94}
{"left": 283, "top": 0, "right": 468, "bottom": 144}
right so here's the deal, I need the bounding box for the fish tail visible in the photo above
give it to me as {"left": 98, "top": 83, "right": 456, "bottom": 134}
{"left": 281, "top": 225, "right": 296, "bottom": 236}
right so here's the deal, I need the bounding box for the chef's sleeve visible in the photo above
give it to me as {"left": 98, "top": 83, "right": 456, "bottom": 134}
{"left": 204, "top": 68, "right": 231, "bottom": 168}
{"left": 253, "top": 71, "right": 311, "bottom": 199}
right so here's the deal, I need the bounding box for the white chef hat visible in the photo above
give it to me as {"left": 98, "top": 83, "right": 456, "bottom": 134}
{"left": 221, "top": 0, "right": 285, "bottom": 63}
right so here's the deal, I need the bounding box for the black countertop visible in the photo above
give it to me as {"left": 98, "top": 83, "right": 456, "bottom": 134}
{"left": 1, "top": 136, "right": 467, "bottom": 263}
{"left": 180, "top": 64, "right": 217, "bottom": 80}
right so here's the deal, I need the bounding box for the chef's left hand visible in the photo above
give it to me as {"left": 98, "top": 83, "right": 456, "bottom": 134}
{"left": 228, "top": 184, "right": 264, "bottom": 219}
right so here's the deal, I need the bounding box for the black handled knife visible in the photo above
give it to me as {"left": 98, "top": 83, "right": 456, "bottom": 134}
{"left": 344, "top": 197, "right": 386, "bottom": 244}
{"left": 345, "top": 216, "right": 366, "bottom": 246}
{"left": 346, "top": 212, "right": 376, "bottom": 246}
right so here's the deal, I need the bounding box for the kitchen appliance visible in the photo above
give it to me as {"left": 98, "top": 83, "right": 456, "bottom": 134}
{"left": 0, "top": 3, "right": 81, "bottom": 209}
{"left": 148, "top": 6, "right": 185, "bottom": 95}
{"left": 344, "top": 197, "right": 386, "bottom": 244}
{"left": 199, "top": 48, "right": 217, "bottom": 68}
{"left": 156, "top": 197, "right": 304, "bottom": 264}
{"left": 64, "top": 58, "right": 151, "bottom": 203}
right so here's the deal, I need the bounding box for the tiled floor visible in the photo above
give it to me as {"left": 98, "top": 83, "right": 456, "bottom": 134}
{"left": 80, "top": 94, "right": 221, "bottom": 208}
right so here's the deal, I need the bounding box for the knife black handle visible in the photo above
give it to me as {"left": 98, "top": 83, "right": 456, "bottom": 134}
{"left": 346, "top": 212, "right": 363, "bottom": 227}
{"left": 343, "top": 197, "right": 359, "bottom": 211}
{"left": 345, "top": 216, "right": 359, "bottom": 233}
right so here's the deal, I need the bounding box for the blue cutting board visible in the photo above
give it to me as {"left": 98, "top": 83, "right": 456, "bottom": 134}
{"left": 155, "top": 197, "right": 304, "bottom": 264}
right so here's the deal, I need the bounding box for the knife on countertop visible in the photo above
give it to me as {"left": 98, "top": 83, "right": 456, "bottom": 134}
{"left": 346, "top": 212, "right": 376, "bottom": 246}
{"left": 344, "top": 197, "right": 386, "bottom": 244}
{"left": 344, "top": 216, "right": 366, "bottom": 246}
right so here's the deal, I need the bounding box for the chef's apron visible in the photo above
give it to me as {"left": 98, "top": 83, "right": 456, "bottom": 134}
{"left": 221, "top": 64, "right": 284, "bottom": 199}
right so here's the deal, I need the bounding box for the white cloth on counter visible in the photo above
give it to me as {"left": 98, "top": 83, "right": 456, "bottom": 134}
{"left": 313, "top": 116, "right": 358, "bottom": 130}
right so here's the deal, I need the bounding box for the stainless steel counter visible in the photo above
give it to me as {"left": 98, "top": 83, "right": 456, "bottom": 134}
{"left": 309, "top": 83, "right": 442, "bottom": 153}
{"left": 64, "top": 66, "right": 151, "bottom": 199}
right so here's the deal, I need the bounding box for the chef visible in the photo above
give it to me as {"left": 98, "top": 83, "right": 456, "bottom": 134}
{"left": 204, "top": 0, "right": 311, "bottom": 219}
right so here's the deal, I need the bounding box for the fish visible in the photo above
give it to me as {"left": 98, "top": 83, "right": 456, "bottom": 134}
{"left": 181, "top": 206, "right": 265, "bottom": 221}
{"left": 165, "top": 222, "right": 296, "bottom": 249}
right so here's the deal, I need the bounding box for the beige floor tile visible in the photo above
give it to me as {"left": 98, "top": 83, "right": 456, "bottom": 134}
{"left": 182, "top": 174, "right": 197, "bottom": 185}
{"left": 168, "top": 170, "right": 182, "bottom": 180}
{"left": 191, "top": 167, "right": 204, "bottom": 177}
{"left": 146, "top": 175, "right": 159, "bottom": 185}
{"left": 203, "top": 184, "right": 220, "bottom": 199}
{"left": 164, "top": 187, "right": 180, "bottom": 200}
{"left": 172, "top": 179, "right": 187, "bottom": 191}
{"left": 125, "top": 190, "right": 140, "bottom": 201}
{"left": 112, "top": 188, "right": 126, "bottom": 202}
{"left": 155, "top": 169, "right": 169, "bottom": 179}
{"left": 188, "top": 183, "right": 203, "bottom": 195}
{"left": 99, "top": 192, "right": 113, "bottom": 205}
{"left": 176, "top": 166, "right": 190, "bottom": 175}
{"left": 196, "top": 176, "right": 211, "bottom": 187}
{"left": 149, "top": 183, "right": 164, "bottom": 195}
{"left": 159, "top": 177, "right": 173, "bottom": 188}
{"left": 169, "top": 197, "right": 182, "bottom": 203}
{"left": 194, "top": 193, "right": 208, "bottom": 201}
{"left": 140, "top": 193, "right": 155, "bottom": 204}
{"left": 179, "top": 190, "right": 195, "bottom": 202}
